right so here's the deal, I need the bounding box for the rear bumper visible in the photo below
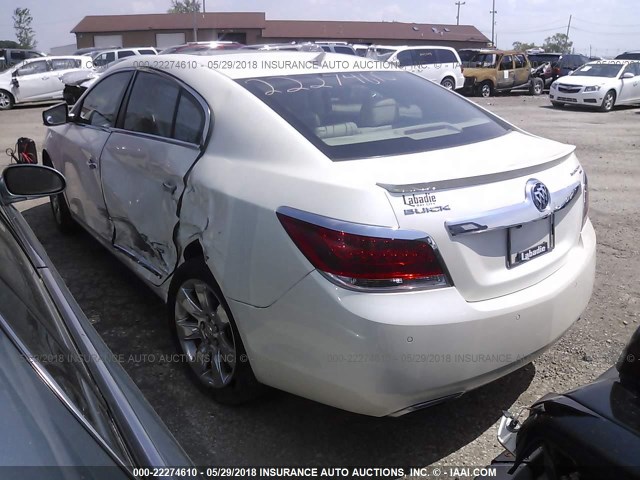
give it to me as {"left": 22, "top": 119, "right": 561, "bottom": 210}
{"left": 231, "top": 220, "right": 596, "bottom": 417}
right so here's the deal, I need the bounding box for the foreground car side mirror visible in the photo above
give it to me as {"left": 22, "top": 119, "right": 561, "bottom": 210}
{"left": 622, "top": 72, "right": 635, "bottom": 79}
{"left": 0, "top": 165, "right": 66, "bottom": 204}
{"left": 43, "top": 103, "right": 69, "bottom": 126}
{"left": 617, "top": 325, "right": 640, "bottom": 388}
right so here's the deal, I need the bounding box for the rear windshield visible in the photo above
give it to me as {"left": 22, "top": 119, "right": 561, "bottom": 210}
{"left": 366, "top": 48, "right": 397, "bottom": 62}
{"left": 528, "top": 54, "right": 561, "bottom": 67}
{"left": 468, "top": 53, "right": 497, "bottom": 68}
{"left": 240, "top": 71, "right": 510, "bottom": 161}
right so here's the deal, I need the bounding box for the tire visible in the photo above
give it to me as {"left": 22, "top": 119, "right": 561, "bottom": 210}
{"left": 0, "top": 90, "right": 14, "bottom": 110}
{"left": 599, "top": 90, "right": 616, "bottom": 112}
{"left": 530, "top": 78, "right": 544, "bottom": 96}
{"left": 551, "top": 101, "right": 565, "bottom": 108}
{"left": 168, "top": 260, "right": 264, "bottom": 404}
{"left": 50, "top": 193, "right": 78, "bottom": 234}
{"left": 440, "top": 77, "right": 455, "bottom": 90}
{"left": 44, "top": 154, "right": 78, "bottom": 234}
{"left": 476, "top": 81, "right": 493, "bottom": 98}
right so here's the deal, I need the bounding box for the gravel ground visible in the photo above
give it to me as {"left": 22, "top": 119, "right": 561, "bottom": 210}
{"left": 1, "top": 93, "right": 639, "bottom": 476}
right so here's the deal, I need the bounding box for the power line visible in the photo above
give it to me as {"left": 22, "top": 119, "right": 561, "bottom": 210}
{"left": 571, "top": 25, "right": 640, "bottom": 35}
{"left": 572, "top": 16, "right": 640, "bottom": 27}
{"left": 497, "top": 25, "right": 568, "bottom": 34}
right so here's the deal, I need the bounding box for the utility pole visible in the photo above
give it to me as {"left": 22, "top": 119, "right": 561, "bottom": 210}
{"left": 455, "top": 1, "right": 466, "bottom": 25}
{"left": 203, "top": 0, "right": 206, "bottom": 12}
{"left": 566, "top": 14, "right": 572, "bottom": 43}
{"left": 490, "top": 0, "right": 497, "bottom": 47}
{"left": 192, "top": 8, "right": 198, "bottom": 42}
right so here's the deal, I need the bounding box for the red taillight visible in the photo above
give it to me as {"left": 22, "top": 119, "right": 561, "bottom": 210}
{"left": 277, "top": 211, "right": 448, "bottom": 290}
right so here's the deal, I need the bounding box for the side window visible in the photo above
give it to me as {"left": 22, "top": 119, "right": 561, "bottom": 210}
{"left": 436, "top": 49, "right": 458, "bottom": 65}
{"left": 396, "top": 50, "right": 414, "bottom": 67}
{"left": 321, "top": 46, "right": 331, "bottom": 52}
{"left": 78, "top": 71, "right": 133, "bottom": 128}
{"left": 334, "top": 46, "right": 355, "bottom": 55}
{"left": 10, "top": 51, "right": 26, "bottom": 61}
{"left": 117, "top": 50, "right": 136, "bottom": 59}
{"left": 413, "top": 49, "right": 437, "bottom": 66}
{"left": 174, "top": 90, "right": 205, "bottom": 144}
{"left": 623, "top": 63, "right": 639, "bottom": 76}
{"left": 139, "top": 49, "right": 156, "bottom": 55}
{"left": 16, "top": 60, "right": 49, "bottom": 76}
{"left": 51, "top": 58, "right": 81, "bottom": 70}
{"left": 93, "top": 52, "right": 115, "bottom": 67}
{"left": 123, "top": 71, "right": 180, "bottom": 138}
{"left": 514, "top": 55, "right": 526, "bottom": 68}
{"left": 499, "top": 55, "right": 513, "bottom": 70}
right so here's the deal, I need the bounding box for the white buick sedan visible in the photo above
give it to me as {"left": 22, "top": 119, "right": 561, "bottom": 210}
{"left": 42, "top": 52, "right": 595, "bottom": 416}
{"left": 550, "top": 60, "right": 640, "bottom": 112}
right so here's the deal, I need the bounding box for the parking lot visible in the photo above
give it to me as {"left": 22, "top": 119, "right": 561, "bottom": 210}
{"left": 1, "top": 92, "right": 639, "bottom": 470}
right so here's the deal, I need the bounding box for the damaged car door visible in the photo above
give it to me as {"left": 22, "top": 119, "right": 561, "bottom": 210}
{"left": 50, "top": 70, "right": 134, "bottom": 240}
{"left": 100, "top": 70, "right": 208, "bottom": 285}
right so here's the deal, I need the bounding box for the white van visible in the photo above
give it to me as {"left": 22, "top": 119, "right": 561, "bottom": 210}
{"left": 367, "top": 45, "right": 465, "bottom": 90}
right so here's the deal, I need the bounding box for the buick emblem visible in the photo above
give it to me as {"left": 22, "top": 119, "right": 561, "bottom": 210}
{"left": 528, "top": 180, "right": 550, "bottom": 212}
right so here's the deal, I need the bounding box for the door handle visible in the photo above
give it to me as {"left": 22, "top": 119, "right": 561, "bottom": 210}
{"left": 42, "top": 76, "right": 49, "bottom": 80}
{"left": 86, "top": 158, "right": 97, "bottom": 169}
{"left": 162, "top": 181, "right": 177, "bottom": 194}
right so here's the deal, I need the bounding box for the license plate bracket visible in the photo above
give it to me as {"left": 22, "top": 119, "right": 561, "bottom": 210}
{"left": 507, "top": 216, "right": 554, "bottom": 268}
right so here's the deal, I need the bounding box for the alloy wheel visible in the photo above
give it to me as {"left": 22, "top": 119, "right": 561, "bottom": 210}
{"left": 174, "top": 279, "right": 237, "bottom": 388}
{"left": 602, "top": 92, "right": 615, "bottom": 112}
{"left": 0, "top": 92, "right": 10, "bottom": 109}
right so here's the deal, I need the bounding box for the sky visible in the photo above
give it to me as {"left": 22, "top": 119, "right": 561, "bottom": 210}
{"left": 1, "top": 0, "right": 639, "bottom": 57}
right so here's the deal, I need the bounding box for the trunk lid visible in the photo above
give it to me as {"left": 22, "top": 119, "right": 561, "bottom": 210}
{"left": 339, "top": 131, "right": 586, "bottom": 302}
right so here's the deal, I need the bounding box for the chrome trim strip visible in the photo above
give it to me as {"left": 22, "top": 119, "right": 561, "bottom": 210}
{"left": 377, "top": 157, "right": 568, "bottom": 194}
{"left": 276, "top": 206, "right": 454, "bottom": 291}
{"left": 446, "top": 180, "right": 581, "bottom": 237}
{"left": 113, "top": 243, "right": 164, "bottom": 278}
{"left": 277, "top": 206, "right": 425, "bottom": 241}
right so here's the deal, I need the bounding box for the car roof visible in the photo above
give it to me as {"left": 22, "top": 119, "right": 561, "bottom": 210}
{"left": 21, "top": 55, "right": 90, "bottom": 62}
{"left": 112, "top": 51, "right": 392, "bottom": 79}
{"left": 471, "top": 49, "right": 524, "bottom": 55}
{"left": 369, "top": 44, "right": 455, "bottom": 51}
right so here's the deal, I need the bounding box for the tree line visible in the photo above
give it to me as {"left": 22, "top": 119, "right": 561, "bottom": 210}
{"left": 513, "top": 33, "right": 573, "bottom": 53}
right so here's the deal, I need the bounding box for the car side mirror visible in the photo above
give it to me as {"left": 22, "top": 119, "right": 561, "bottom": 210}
{"left": 43, "top": 103, "right": 69, "bottom": 126}
{"left": 617, "top": 326, "right": 640, "bottom": 388}
{"left": 622, "top": 72, "right": 635, "bottom": 79}
{"left": 0, "top": 165, "right": 66, "bottom": 204}
{"left": 11, "top": 70, "right": 18, "bottom": 78}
